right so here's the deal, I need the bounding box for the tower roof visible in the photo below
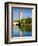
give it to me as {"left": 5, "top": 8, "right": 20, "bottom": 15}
{"left": 20, "top": 9, "right": 23, "bottom": 16}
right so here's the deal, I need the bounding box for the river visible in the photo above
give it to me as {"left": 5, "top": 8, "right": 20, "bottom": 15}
{"left": 12, "top": 26, "right": 32, "bottom": 37}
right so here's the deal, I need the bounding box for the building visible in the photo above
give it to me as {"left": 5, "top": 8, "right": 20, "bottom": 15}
{"left": 13, "top": 21, "right": 19, "bottom": 26}
{"left": 19, "top": 10, "right": 23, "bottom": 19}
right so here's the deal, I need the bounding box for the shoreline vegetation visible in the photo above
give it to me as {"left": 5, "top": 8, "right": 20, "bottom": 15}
{"left": 14, "top": 18, "right": 32, "bottom": 32}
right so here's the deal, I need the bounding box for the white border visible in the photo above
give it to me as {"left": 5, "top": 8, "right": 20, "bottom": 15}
{"left": 8, "top": 3, "right": 36, "bottom": 42}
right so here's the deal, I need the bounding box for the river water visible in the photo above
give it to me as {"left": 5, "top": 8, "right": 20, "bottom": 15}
{"left": 12, "top": 26, "right": 32, "bottom": 37}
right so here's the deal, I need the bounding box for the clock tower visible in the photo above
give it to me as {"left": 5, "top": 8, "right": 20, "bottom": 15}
{"left": 19, "top": 10, "right": 23, "bottom": 19}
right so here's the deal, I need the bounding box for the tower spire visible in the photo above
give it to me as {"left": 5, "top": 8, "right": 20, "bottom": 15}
{"left": 19, "top": 9, "right": 23, "bottom": 19}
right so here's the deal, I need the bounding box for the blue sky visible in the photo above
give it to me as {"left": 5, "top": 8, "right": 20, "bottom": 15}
{"left": 12, "top": 8, "right": 32, "bottom": 21}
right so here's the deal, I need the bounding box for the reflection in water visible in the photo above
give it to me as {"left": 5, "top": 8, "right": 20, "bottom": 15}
{"left": 12, "top": 26, "right": 20, "bottom": 37}
{"left": 11, "top": 8, "right": 32, "bottom": 37}
{"left": 12, "top": 25, "right": 32, "bottom": 37}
